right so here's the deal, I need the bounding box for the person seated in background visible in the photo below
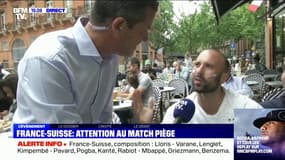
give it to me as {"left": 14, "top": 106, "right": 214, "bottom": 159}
{"left": 119, "top": 72, "right": 139, "bottom": 100}
{"left": 1, "top": 74, "right": 18, "bottom": 120}
{"left": 133, "top": 49, "right": 262, "bottom": 124}
{"left": 0, "top": 73, "right": 18, "bottom": 120}
{"left": 0, "top": 93, "right": 12, "bottom": 120}
{"left": 253, "top": 54, "right": 267, "bottom": 73}
{"left": 162, "top": 61, "right": 174, "bottom": 74}
{"left": 152, "top": 63, "right": 162, "bottom": 74}
{"left": 184, "top": 52, "right": 193, "bottom": 72}
{"left": 127, "top": 57, "right": 153, "bottom": 107}
{"left": 142, "top": 63, "right": 157, "bottom": 80}
{"left": 115, "top": 72, "right": 139, "bottom": 124}
{"left": 174, "top": 60, "right": 189, "bottom": 81}
{"left": 245, "top": 58, "right": 255, "bottom": 71}
{"left": 261, "top": 65, "right": 285, "bottom": 108}
{"left": 115, "top": 72, "right": 126, "bottom": 87}
{"left": 0, "top": 64, "right": 10, "bottom": 79}
{"left": 222, "top": 59, "right": 254, "bottom": 98}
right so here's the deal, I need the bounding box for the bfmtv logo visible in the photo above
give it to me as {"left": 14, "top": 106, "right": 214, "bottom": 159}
{"left": 13, "top": 8, "right": 28, "bottom": 20}
{"left": 174, "top": 99, "right": 188, "bottom": 110}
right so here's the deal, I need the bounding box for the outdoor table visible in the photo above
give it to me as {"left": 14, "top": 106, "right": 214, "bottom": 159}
{"left": 113, "top": 100, "right": 132, "bottom": 111}
{"left": 265, "top": 81, "right": 283, "bottom": 88}
{"left": 263, "top": 74, "right": 279, "bottom": 81}
{"left": 246, "top": 80, "right": 259, "bottom": 86}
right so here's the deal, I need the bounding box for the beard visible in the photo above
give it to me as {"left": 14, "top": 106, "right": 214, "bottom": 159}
{"left": 191, "top": 73, "right": 222, "bottom": 93}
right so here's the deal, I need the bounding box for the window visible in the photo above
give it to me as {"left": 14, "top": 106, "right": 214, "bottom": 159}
{"left": 12, "top": 39, "right": 26, "bottom": 71}
{"left": 12, "top": 6, "right": 21, "bottom": 30}
{"left": 1, "top": 12, "right": 6, "bottom": 31}
{"left": 85, "top": 0, "right": 94, "bottom": 13}
{"left": 46, "top": 0, "right": 53, "bottom": 21}
{"left": 2, "top": 40, "right": 8, "bottom": 51}
{"left": 64, "top": 0, "right": 73, "bottom": 17}
{"left": 274, "top": 12, "right": 285, "bottom": 69}
{"left": 14, "top": 14, "right": 21, "bottom": 29}
{"left": 29, "top": 4, "right": 36, "bottom": 25}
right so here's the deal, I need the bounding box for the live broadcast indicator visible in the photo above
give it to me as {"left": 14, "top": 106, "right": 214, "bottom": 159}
{"left": 13, "top": 7, "right": 67, "bottom": 20}
{"left": 13, "top": 8, "right": 67, "bottom": 14}
{"left": 29, "top": 8, "right": 67, "bottom": 13}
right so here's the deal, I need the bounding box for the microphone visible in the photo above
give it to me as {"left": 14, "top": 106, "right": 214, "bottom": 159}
{"left": 173, "top": 99, "right": 195, "bottom": 124}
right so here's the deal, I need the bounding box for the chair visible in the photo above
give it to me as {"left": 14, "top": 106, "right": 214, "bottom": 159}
{"left": 168, "top": 78, "right": 189, "bottom": 105}
{"left": 262, "top": 88, "right": 285, "bottom": 102}
{"left": 168, "top": 78, "right": 189, "bottom": 98}
{"left": 245, "top": 69, "right": 260, "bottom": 75}
{"left": 152, "top": 87, "right": 162, "bottom": 122}
{"left": 152, "top": 78, "right": 166, "bottom": 88}
{"left": 262, "top": 69, "right": 280, "bottom": 81}
{"left": 274, "top": 74, "right": 281, "bottom": 81}
{"left": 262, "top": 69, "right": 279, "bottom": 75}
{"left": 243, "top": 73, "right": 265, "bottom": 102}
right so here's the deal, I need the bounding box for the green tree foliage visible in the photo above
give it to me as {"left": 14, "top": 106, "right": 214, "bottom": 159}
{"left": 149, "top": 0, "right": 175, "bottom": 53}
{"left": 149, "top": 1, "right": 265, "bottom": 57}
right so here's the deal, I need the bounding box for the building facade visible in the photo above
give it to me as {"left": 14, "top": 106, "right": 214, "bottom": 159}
{"left": 271, "top": 0, "right": 285, "bottom": 70}
{"left": 0, "top": 0, "right": 155, "bottom": 72}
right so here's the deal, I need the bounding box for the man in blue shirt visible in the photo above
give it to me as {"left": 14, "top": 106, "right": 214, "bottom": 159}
{"left": 13, "top": 0, "right": 159, "bottom": 123}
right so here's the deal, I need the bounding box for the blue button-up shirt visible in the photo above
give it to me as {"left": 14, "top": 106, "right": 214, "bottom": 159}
{"left": 222, "top": 76, "right": 254, "bottom": 98}
{"left": 13, "top": 17, "right": 119, "bottom": 123}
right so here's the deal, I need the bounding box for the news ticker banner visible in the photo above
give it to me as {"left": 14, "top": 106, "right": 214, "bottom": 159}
{"left": 13, "top": 124, "right": 233, "bottom": 139}
{"left": 1, "top": 124, "right": 232, "bottom": 160}
{"left": 0, "top": 122, "right": 278, "bottom": 160}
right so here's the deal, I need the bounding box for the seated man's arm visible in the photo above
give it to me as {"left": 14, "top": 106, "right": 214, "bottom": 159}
{"left": 132, "top": 90, "right": 154, "bottom": 123}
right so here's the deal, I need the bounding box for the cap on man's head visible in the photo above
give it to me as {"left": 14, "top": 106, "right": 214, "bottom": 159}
{"left": 253, "top": 110, "right": 285, "bottom": 128}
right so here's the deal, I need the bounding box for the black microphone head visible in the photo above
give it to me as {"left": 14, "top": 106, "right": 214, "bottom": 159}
{"left": 173, "top": 99, "right": 195, "bottom": 123}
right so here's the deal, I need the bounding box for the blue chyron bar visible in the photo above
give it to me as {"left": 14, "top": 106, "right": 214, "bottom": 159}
{"left": 13, "top": 124, "right": 233, "bottom": 139}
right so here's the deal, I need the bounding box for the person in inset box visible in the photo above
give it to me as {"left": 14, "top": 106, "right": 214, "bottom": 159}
{"left": 253, "top": 110, "right": 285, "bottom": 159}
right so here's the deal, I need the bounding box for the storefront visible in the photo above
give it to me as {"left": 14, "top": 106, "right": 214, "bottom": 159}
{"left": 272, "top": 0, "right": 285, "bottom": 71}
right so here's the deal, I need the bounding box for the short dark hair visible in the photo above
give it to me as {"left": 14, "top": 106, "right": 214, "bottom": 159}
{"left": 253, "top": 54, "right": 260, "bottom": 62}
{"left": 0, "top": 73, "right": 18, "bottom": 98}
{"left": 129, "top": 57, "right": 140, "bottom": 67}
{"left": 225, "top": 59, "right": 231, "bottom": 73}
{"left": 91, "top": 0, "right": 159, "bottom": 28}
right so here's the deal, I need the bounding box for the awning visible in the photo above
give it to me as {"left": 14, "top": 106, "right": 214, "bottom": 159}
{"left": 211, "top": 0, "right": 251, "bottom": 23}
